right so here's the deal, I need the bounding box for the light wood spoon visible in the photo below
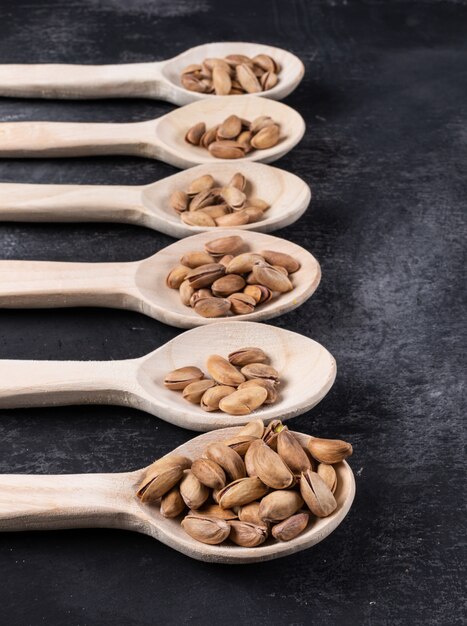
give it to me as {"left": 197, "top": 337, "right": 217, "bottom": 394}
{"left": 0, "top": 229, "right": 321, "bottom": 328}
{"left": 0, "top": 42, "right": 304, "bottom": 105}
{"left": 0, "top": 162, "right": 311, "bottom": 238}
{"left": 0, "top": 427, "right": 355, "bottom": 564}
{"left": 0, "top": 96, "right": 305, "bottom": 168}
{"left": 0, "top": 321, "right": 336, "bottom": 431}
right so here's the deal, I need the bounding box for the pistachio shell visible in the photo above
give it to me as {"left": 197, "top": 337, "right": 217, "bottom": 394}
{"left": 182, "top": 379, "right": 216, "bottom": 404}
{"left": 261, "top": 71, "right": 278, "bottom": 91}
{"left": 236, "top": 63, "right": 262, "bottom": 93}
{"left": 307, "top": 437, "right": 353, "bottom": 464}
{"left": 215, "top": 212, "right": 249, "bottom": 227}
{"left": 169, "top": 190, "right": 189, "bottom": 213}
{"left": 238, "top": 378, "right": 278, "bottom": 404}
{"left": 317, "top": 463, "right": 338, "bottom": 493}
{"left": 179, "top": 279, "right": 195, "bottom": 306}
{"left": 238, "top": 419, "right": 265, "bottom": 439}
{"left": 211, "top": 274, "right": 246, "bottom": 297}
{"left": 277, "top": 429, "right": 312, "bottom": 474}
{"left": 300, "top": 470, "right": 337, "bottom": 517}
{"left": 244, "top": 439, "right": 263, "bottom": 476}
{"left": 187, "top": 174, "right": 215, "bottom": 196}
{"left": 181, "top": 211, "right": 216, "bottom": 227}
{"left": 205, "top": 235, "right": 244, "bottom": 257}
{"left": 166, "top": 264, "right": 190, "bottom": 289}
{"left": 243, "top": 284, "right": 272, "bottom": 304}
{"left": 189, "top": 288, "right": 213, "bottom": 308}
{"left": 200, "top": 385, "right": 236, "bottom": 412}
{"left": 244, "top": 207, "right": 264, "bottom": 223}
{"left": 251, "top": 263, "right": 293, "bottom": 292}
{"left": 260, "top": 250, "right": 301, "bottom": 273}
{"left": 238, "top": 501, "right": 264, "bottom": 526}
{"left": 221, "top": 435, "right": 259, "bottom": 456}
{"left": 227, "top": 292, "right": 256, "bottom": 315}
{"left": 218, "top": 254, "right": 235, "bottom": 267}
{"left": 250, "top": 440, "right": 294, "bottom": 489}
{"left": 137, "top": 464, "right": 184, "bottom": 503}
{"left": 252, "top": 54, "right": 277, "bottom": 73}
{"left": 259, "top": 490, "right": 304, "bottom": 522}
{"left": 185, "top": 122, "right": 206, "bottom": 145}
{"left": 220, "top": 185, "right": 246, "bottom": 209}
{"left": 190, "top": 503, "right": 237, "bottom": 520}
{"left": 201, "top": 204, "right": 229, "bottom": 219}
{"left": 180, "top": 250, "right": 215, "bottom": 268}
{"left": 228, "top": 520, "right": 268, "bottom": 547}
{"left": 217, "top": 477, "right": 268, "bottom": 509}
{"left": 228, "top": 347, "right": 268, "bottom": 366}
{"left": 208, "top": 141, "right": 245, "bottom": 159}
{"left": 248, "top": 197, "right": 270, "bottom": 210}
{"left": 212, "top": 65, "right": 232, "bottom": 95}
{"left": 189, "top": 190, "right": 215, "bottom": 211}
{"left": 250, "top": 124, "right": 280, "bottom": 150}
{"left": 272, "top": 512, "right": 309, "bottom": 541}
{"left": 218, "top": 114, "right": 242, "bottom": 139}
{"left": 228, "top": 172, "right": 246, "bottom": 191}
{"left": 250, "top": 116, "right": 275, "bottom": 134}
{"left": 200, "top": 126, "right": 219, "bottom": 148}
{"left": 205, "top": 442, "right": 246, "bottom": 481}
{"left": 206, "top": 354, "right": 246, "bottom": 386}
{"left": 164, "top": 366, "right": 204, "bottom": 390}
{"left": 240, "top": 363, "right": 280, "bottom": 383}
{"left": 191, "top": 458, "right": 226, "bottom": 490}
{"left": 194, "top": 297, "right": 231, "bottom": 318}
{"left": 181, "top": 514, "right": 231, "bottom": 545}
{"left": 237, "top": 130, "right": 253, "bottom": 153}
{"left": 219, "top": 386, "right": 268, "bottom": 415}
{"left": 179, "top": 471, "right": 210, "bottom": 510}
{"left": 160, "top": 486, "right": 185, "bottom": 518}
{"left": 226, "top": 253, "right": 264, "bottom": 274}
{"left": 187, "top": 263, "right": 225, "bottom": 289}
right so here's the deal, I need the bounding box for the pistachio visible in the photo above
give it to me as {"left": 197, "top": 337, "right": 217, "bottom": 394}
{"left": 218, "top": 254, "right": 234, "bottom": 267}
{"left": 160, "top": 486, "right": 186, "bottom": 518}
{"left": 228, "top": 347, "right": 268, "bottom": 366}
{"left": 181, "top": 514, "right": 231, "bottom": 545}
{"left": 300, "top": 470, "right": 337, "bottom": 517}
{"left": 243, "top": 284, "right": 272, "bottom": 304}
{"left": 238, "top": 378, "right": 278, "bottom": 404}
{"left": 201, "top": 204, "right": 229, "bottom": 219}
{"left": 259, "top": 490, "right": 304, "bottom": 522}
{"left": 218, "top": 114, "right": 242, "bottom": 139}
{"left": 219, "top": 386, "right": 268, "bottom": 415}
{"left": 277, "top": 429, "right": 312, "bottom": 474}
{"left": 243, "top": 207, "right": 264, "bottom": 223}
{"left": 206, "top": 354, "right": 246, "bottom": 386}
{"left": 260, "top": 250, "right": 301, "bottom": 273}
{"left": 187, "top": 263, "right": 225, "bottom": 289}
{"left": 221, "top": 435, "right": 259, "bottom": 456}
{"left": 212, "top": 65, "right": 232, "bottom": 95}
{"left": 180, "top": 250, "right": 215, "bottom": 268}
{"left": 194, "top": 297, "right": 231, "bottom": 318}
{"left": 253, "top": 54, "right": 278, "bottom": 73}
{"left": 200, "top": 385, "right": 236, "bottom": 412}
{"left": 248, "top": 197, "right": 270, "bottom": 210}
{"left": 200, "top": 126, "right": 219, "bottom": 148}
{"left": 185, "top": 122, "right": 206, "bottom": 145}
{"left": 237, "top": 130, "right": 253, "bottom": 153}
{"left": 226, "top": 253, "right": 264, "bottom": 274}
{"left": 228, "top": 172, "right": 246, "bottom": 191}
{"left": 189, "top": 190, "right": 215, "bottom": 212}
{"left": 164, "top": 366, "right": 204, "bottom": 390}
{"left": 169, "top": 190, "right": 189, "bottom": 213}
{"left": 181, "top": 211, "right": 216, "bottom": 227}
{"left": 220, "top": 185, "right": 246, "bottom": 210}
{"left": 250, "top": 116, "right": 275, "bottom": 133}
{"left": 205, "top": 442, "right": 246, "bottom": 481}
{"left": 227, "top": 292, "right": 256, "bottom": 315}
{"left": 137, "top": 464, "right": 184, "bottom": 503}
{"left": 211, "top": 274, "right": 246, "bottom": 297}
{"left": 251, "top": 263, "right": 293, "bottom": 292}
{"left": 241, "top": 363, "right": 280, "bottom": 383}
{"left": 250, "top": 124, "right": 280, "bottom": 149}
{"left": 179, "top": 279, "right": 195, "bottom": 306}
{"left": 190, "top": 503, "right": 237, "bottom": 520}
{"left": 307, "top": 437, "right": 353, "bottom": 464}
{"left": 238, "top": 502, "right": 264, "bottom": 526}
{"left": 166, "top": 264, "right": 190, "bottom": 289}
{"left": 204, "top": 57, "right": 232, "bottom": 73}
{"left": 189, "top": 288, "right": 213, "bottom": 308}
{"left": 217, "top": 477, "right": 268, "bottom": 509}
{"left": 186, "top": 174, "right": 215, "bottom": 196}
{"left": 208, "top": 141, "right": 245, "bottom": 159}
{"left": 180, "top": 471, "right": 210, "bottom": 510}
{"left": 261, "top": 71, "right": 278, "bottom": 91}
{"left": 272, "top": 512, "right": 309, "bottom": 541}
{"left": 215, "top": 212, "right": 249, "bottom": 227}
{"left": 317, "top": 463, "right": 338, "bottom": 493}
{"left": 238, "top": 419, "right": 265, "bottom": 439}
{"left": 250, "top": 440, "right": 294, "bottom": 489}
{"left": 140, "top": 454, "right": 191, "bottom": 486}
{"left": 181, "top": 63, "right": 203, "bottom": 75}
{"left": 205, "top": 235, "right": 244, "bottom": 257}
{"left": 244, "top": 439, "right": 262, "bottom": 476}
{"left": 236, "top": 63, "right": 262, "bottom": 93}
{"left": 191, "top": 458, "right": 226, "bottom": 490}
{"left": 182, "top": 379, "right": 216, "bottom": 404}
{"left": 228, "top": 520, "right": 268, "bottom": 547}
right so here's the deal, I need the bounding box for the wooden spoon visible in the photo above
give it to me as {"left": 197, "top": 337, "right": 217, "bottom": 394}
{"left": 0, "top": 229, "right": 321, "bottom": 328}
{"left": 0, "top": 162, "right": 311, "bottom": 238}
{"left": 0, "top": 427, "right": 355, "bottom": 564}
{"left": 0, "top": 96, "right": 305, "bottom": 168}
{"left": 0, "top": 42, "right": 304, "bottom": 105}
{"left": 0, "top": 321, "right": 336, "bottom": 431}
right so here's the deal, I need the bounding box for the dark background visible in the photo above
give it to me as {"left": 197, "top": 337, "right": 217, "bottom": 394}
{"left": 0, "top": 0, "right": 465, "bottom": 624}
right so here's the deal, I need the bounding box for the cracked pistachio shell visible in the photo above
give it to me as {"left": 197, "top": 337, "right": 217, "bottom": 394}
{"left": 250, "top": 441, "right": 294, "bottom": 489}
{"left": 262, "top": 419, "right": 286, "bottom": 450}
{"left": 220, "top": 185, "right": 246, "bottom": 209}
{"left": 182, "top": 379, "right": 216, "bottom": 404}
{"left": 205, "top": 442, "right": 246, "bottom": 481}
{"left": 227, "top": 292, "right": 256, "bottom": 315}
{"left": 226, "top": 253, "right": 264, "bottom": 275}
{"left": 307, "top": 438, "right": 353, "bottom": 464}
{"left": 205, "top": 235, "right": 244, "bottom": 257}
{"left": 221, "top": 435, "right": 259, "bottom": 456}
{"left": 250, "top": 116, "right": 274, "bottom": 133}
{"left": 185, "top": 122, "right": 206, "bottom": 145}
{"left": 260, "top": 250, "right": 301, "bottom": 273}
{"left": 201, "top": 203, "right": 229, "bottom": 219}
{"left": 236, "top": 63, "right": 262, "bottom": 93}
{"left": 189, "top": 190, "right": 216, "bottom": 211}
{"left": 191, "top": 458, "right": 226, "bottom": 490}
{"left": 277, "top": 429, "right": 312, "bottom": 475}
{"left": 261, "top": 70, "right": 278, "bottom": 91}
{"left": 187, "top": 263, "right": 225, "bottom": 289}
{"left": 218, "top": 477, "right": 268, "bottom": 509}
{"left": 300, "top": 470, "right": 337, "bottom": 517}
{"left": 187, "top": 174, "right": 215, "bottom": 196}
{"left": 194, "top": 297, "right": 231, "bottom": 318}
{"left": 251, "top": 263, "right": 293, "bottom": 293}
{"left": 200, "top": 385, "right": 236, "bottom": 412}
{"left": 208, "top": 141, "right": 245, "bottom": 160}
{"left": 244, "top": 284, "right": 272, "bottom": 304}
{"left": 317, "top": 463, "right": 338, "bottom": 493}
{"left": 190, "top": 503, "right": 237, "bottom": 520}
{"left": 250, "top": 124, "right": 280, "bottom": 150}
{"left": 219, "top": 386, "right": 268, "bottom": 416}
{"left": 164, "top": 366, "right": 204, "bottom": 390}
{"left": 238, "top": 379, "right": 277, "bottom": 404}
{"left": 244, "top": 439, "right": 263, "bottom": 476}
{"left": 160, "top": 486, "right": 185, "bottom": 518}
{"left": 241, "top": 363, "right": 280, "bottom": 383}
{"left": 181, "top": 514, "right": 231, "bottom": 545}
{"left": 259, "top": 490, "right": 304, "bottom": 523}
{"left": 166, "top": 264, "right": 190, "bottom": 289}
{"left": 228, "top": 172, "right": 246, "bottom": 191}
{"left": 228, "top": 347, "right": 268, "bottom": 366}
{"left": 211, "top": 274, "right": 246, "bottom": 297}
{"left": 137, "top": 464, "right": 184, "bottom": 503}
{"left": 180, "top": 250, "right": 215, "bottom": 268}
{"left": 206, "top": 354, "right": 245, "bottom": 386}
{"left": 179, "top": 471, "right": 210, "bottom": 510}
{"left": 238, "top": 502, "right": 264, "bottom": 526}
{"left": 179, "top": 279, "right": 195, "bottom": 306}
{"left": 238, "top": 419, "right": 265, "bottom": 439}
{"left": 272, "top": 512, "right": 309, "bottom": 542}
{"left": 228, "top": 520, "right": 268, "bottom": 547}
{"left": 169, "top": 190, "right": 189, "bottom": 213}
{"left": 189, "top": 288, "right": 213, "bottom": 308}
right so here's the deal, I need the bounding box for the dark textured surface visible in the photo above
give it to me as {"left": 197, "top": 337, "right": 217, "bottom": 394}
{"left": 0, "top": 0, "right": 466, "bottom": 624}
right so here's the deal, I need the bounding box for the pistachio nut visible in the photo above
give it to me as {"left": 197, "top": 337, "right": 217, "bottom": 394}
{"left": 226, "top": 253, "right": 264, "bottom": 275}
{"left": 238, "top": 379, "right": 278, "bottom": 404}
{"left": 187, "top": 263, "right": 225, "bottom": 289}
{"left": 181, "top": 514, "right": 231, "bottom": 545}
{"left": 206, "top": 355, "right": 246, "bottom": 386}
{"left": 228, "top": 172, "right": 246, "bottom": 191}
{"left": 215, "top": 212, "right": 249, "bottom": 227}
{"left": 236, "top": 63, "right": 261, "bottom": 93}
{"left": 169, "top": 190, "right": 189, "bottom": 213}
{"left": 277, "top": 429, "right": 312, "bottom": 474}
{"left": 228, "top": 347, "right": 268, "bottom": 366}
{"left": 179, "top": 279, "right": 195, "bottom": 306}
{"left": 200, "top": 126, "right": 219, "bottom": 149}
{"left": 250, "top": 440, "right": 294, "bottom": 489}
{"left": 181, "top": 211, "right": 216, "bottom": 227}
{"left": 182, "top": 379, "right": 216, "bottom": 404}
{"left": 166, "top": 264, "right": 190, "bottom": 289}
{"left": 250, "top": 124, "right": 280, "bottom": 149}
{"left": 250, "top": 115, "right": 274, "bottom": 133}
{"left": 251, "top": 263, "right": 293, "bottom": 292}
{"left": 160, "top": 486, "right": 186, "bottom": 518}
{"left": 180, "top": 250, "right": 215, "bottom": 268}
{"left": 137, "top": 463, "right": 184, "bottom": 503}
{"left": 180, "top": 471, "right": 210, "bottom": 510}
{"left": 187, "top": 174, "right": 215, "bottom": 196}
{"left": 272, "top": 512, "right": 309, "bottom": 542}
{"left": 221, "top": 435, "right": 259, "bottom": 456}
{"left": 238, "top": 501, "right": 264, "bottom": 526}
{"left": 205, "top": 442, "right": 246, "bottom": 481}
{"left": 211, "top": 274, "right": 246, "bottom": 297}
{"left": 237, "top": 130, "right": 253, "bottom": 153}
{"left": 300, "top": 470, "right": 337, "bottom": 517}
{"left": 248, "top": 197, "right": 270, "bottom": 210}
{"left": 241, "top": 363, "right": 280, "bottom": 383}
{"left": 238, "top": 419, "right": 265, "bottom": 439}
{"left": 228, "top": 520, "right": 268, "bottom": 547}
{"left": 190, "top": 503, "right": 237, "bottom": 520}
{"left": 220, "top": 185, "right": 246, "bottom": 210}
{"left": 262, "top": 419, "right": 286, "bottom": 450}
{"left": 200, "top": 385, "right": 236, "bottom": 412}
{"left": 258, "top": 490, "right": 304, "bottom": 522}
{"left": 217, "top": 114, "right": 242, "bottom": 139}
{"left": 260, "top": 250, "right": 301, "bottom": 273}
{"left": 244, "top": 439, "right": 262, "bottom": 477}
{"left": 317, "top": 463, "right": 338, "bottom": 493}
{"left": 218, "top": 254, "right": 234, "bottom": 268}
{"left": 227, "top": 292, "right": 256, "bottom": 315}
{"left": 217, "top": 477, "right": 268, "bottom": 509}
{"left": 164, "top": 366, "right": 204, "bottom": 390}
{"left": 189, "top": 288, "right": 213, "bottom": 308}
{"left": 205, "top": 235, "right": 244, "bottom": 257}
{"left": 261, "top": 71, "right": 278, "bottom": 91}
{"left": 307, "top": 437, "right": 353, "bottom": 464}
{"left": 243, "top": 207, "right": 264, "bottom": 223}
{"left": 212, "top": 65, "right": 232, "bottom": 95}
{"left": 201, "top": 204, "right": 229, "bottom": 219}
{"left": 243, "top": 284, "right": 272, "bottom": 304}
{"left": 185, "top": 122, "right": 206, "bottom": 145}
{"left": 191, "top": 458, "right": 226, "bottom": 490}
{"left": 219, "top": 386, "right": 268, "bottom": 415}
{"left": 208, "top": 141, "right": 245, "bottom": 160}
{"left": 194, "top": 297, "right": 231, "bottom": 318}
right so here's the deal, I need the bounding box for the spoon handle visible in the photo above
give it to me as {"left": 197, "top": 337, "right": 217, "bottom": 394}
{"left": 0, "top": 61, "right": 166, "bottom": 100}
{"left": 0, "top": 119, "right": 154, "bottom": 158}
{"left": 0, "top": 182, "right": 144, "bottom": 224}
{"left": 0, "top": 358, "right": 132, "bottom": 409}
{"left": 0, "top": 259, "right": 136, "bottom": 308}
{"left": 0, "top": 471, "right": 139, "bottom": 532}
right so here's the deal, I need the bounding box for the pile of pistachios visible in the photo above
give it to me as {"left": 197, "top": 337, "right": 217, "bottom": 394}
{"left": 166, "top": 235, "right": 300, "bottom": 318}
{"left": 136, "top": 419, "right": 353, "bottom": 548}
{"left": 164, "top": 347, "right": 280, "bottom": 415}
{"left": 169, "top": 172, "right": 270, "bottom": 228}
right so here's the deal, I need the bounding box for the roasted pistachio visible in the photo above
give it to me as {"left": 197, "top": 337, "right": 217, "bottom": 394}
{"left": 227, "top": 292, "right": 256, "bottom": 315}
{"left": 190, "top": 503, "right": 237, "bottom": 520}
{"left": 205, "top": 235, "right": 244, "bottom": 256}
{"left": 191, "top": 458, "right": 226, "bottom": 490}
{"left": 164, "top": 366, "right": 204, "bottom": 390}
{"left": 181, "top": 514, "right": 231, "bottom": 545}
{"left": 259, "top": 490, "right": 304, "bottom": 522}
{"left": 219, "top": 386, "right": 268, "bottom": 415}
{"left": 241, "top": 363, "right": 280, "bottom": 383}
{"left": 137, "top": 463, "right": 184, "bottom": 504}
{"left": 180, "top": 471, "right": 210, "bottom": 510}
{"left": 272, "top": 512, "right": 309, "bottom": 541}
{"left": 187, "top": 263, "right": 225, "bottom": 289}
{"left": 228, "top": 347, "right": 268, "bottom": 366}
{"left": 238, "top": 419, "right": 265, "bottom": 439}
{"left": 221, "top": 435, "right": 259, "bottom": 456}
{"left": 250, "top": 440, "right": 294, "bottom": 489}
{"left": 307, "top": 438, "right": 353, "bottom": 464}
{"left": 194, "top": 297, "right": 231, "bottom": 318}
{"left": 228, "top": 520, "right": 268, "bottom": 547}
{"left": 211, "top": 274, "right": 246, "bottom": 297}
{"left": 187, "top": 174, "right": 215, "bottom": 196}
{"left": 166, "top": 264, "right": 190, "bottom": 289}
{"left": 217, "top": 477, "right": 268, "bottom": 509}
{"left": 238, "top": 501, "right": 264, "bottom": 526}
{"left": 206, "top": 442, "right": 246, "bottom": 481}
{"left": 317, "top": 463, "right": 338, "bottom": 493}
{"left": 251, "top": 263, "right": 293, "bottom": 292}
{"left": 238, "top": 378, "right": 278, "bottom": 404}
{"left": 200, "top": 385, "right": 236, "bottom": 412}
{"left": 180, "top": 250, "right": 215, "bottom": 268}
{"left": 182, "top": 379, "right": 216, "bottom": 404}
{"left": 206, "top": 355, "right": 246, "bottom": 386}
{"left": 260, "top": 250, "right": 301, "bottom": 273}
{"left": 300, "top": 470, "right": 337, "bottom": 517}
{"left": 160, "top": 486, "right": 186, "bottom": 518}
{"left": 277, "top": 429, "right": 312, "bottom": 474}
{"left": 225, "top": 253, "right": 264, "bottom": 275}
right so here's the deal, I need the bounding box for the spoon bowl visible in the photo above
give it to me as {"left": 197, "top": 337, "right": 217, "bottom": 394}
{"left": 0, "top": 426, "right": 355, "bottom": 564}
{"left": 0, "top": 322, "right": 336, "bottom": 431}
